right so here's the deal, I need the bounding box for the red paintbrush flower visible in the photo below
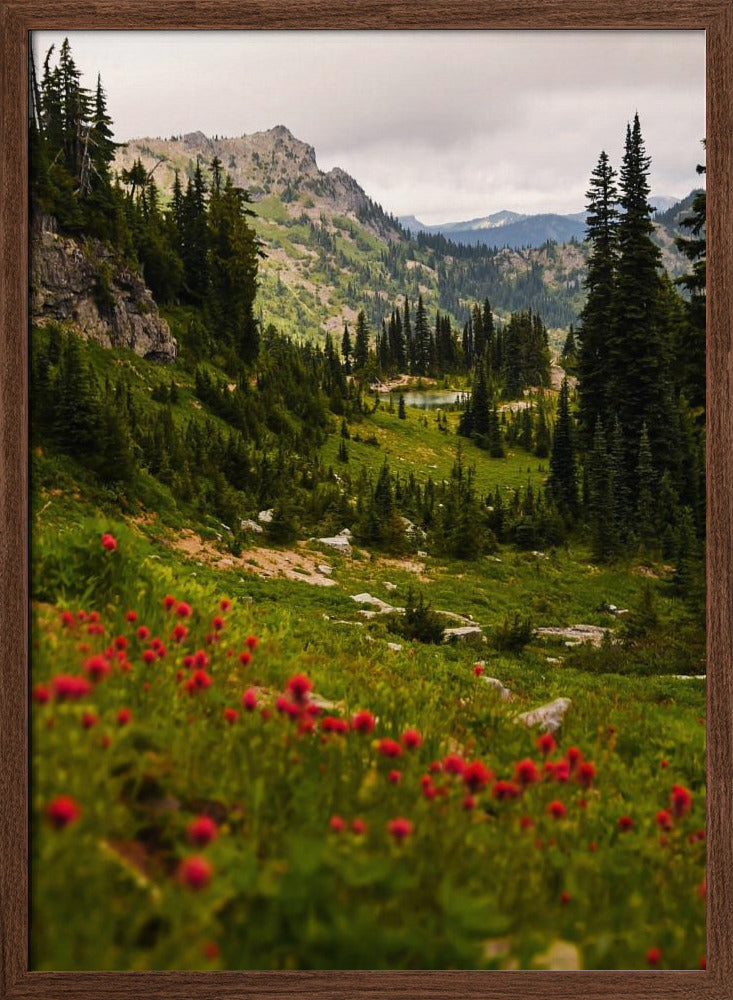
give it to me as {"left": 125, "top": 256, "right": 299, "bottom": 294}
{"left": 239, "top": 651, "right": 252, "bottom": 666}
{"left": 329, "top": 815, "right": 345, "bottom": 833}
{"left": 187, "top": 815, "right": 218, "bottom": 847}
{"left": 545, "top": 759, "right": 571, "bottom": 782}
{"left": 45, "top": 795, "right": 81, "bottom": 829}
{"left": 176, "top": 602, "right": 193, "bottom": 619}
{"left": 463, "top": 761, "right": 493, "bottom": 792}
{"left": 52, "top": 674, "right": 92, "bottom": 701}
{"left": 84, "top": 655, "right": 111, "bottom": 683}
{"left": 245, "top": 635, "right": 259, "bottom": 651}
{"left": 378, "top": 738, "right": 403, "bottom": 758}
{"left": 242, "top": 689, "right": 258, "bottom": 711}
{"left": 321, "top": 715, "right": 348, "bottom": 734}
{"left": 224, "top": 707, "right": 239, "bottom": 725}
{"left": 179, "top": 855, "right": 213, "bottom": 890}
{"left": 387, "top": 817, "right": 413, "bottom": 842}
{"left": 670, "top": 784, "right": 693, "bottom": 818}
{"left": 514, "top": 759, "right": 541, "bottom": 786}
{"left": 117, "top": 707, "right": 132, "bottom": 726}
{"left": 536, "top": 732, "right": 557, "bottom": 756}
{"left": 401, "top": 728, "right": 423, "bottom": 750}
{"left": 493, "top": 780, "right": 521, "bottom": 801}
{"left": 100, "top": 533, "right": 117, "bottom": 551}
{"left": 617, "top": 815, "right": 634, "bottom": 832}
{"left": 443, "top": 753, "right": 465, "bottom": 776}
{"left": 547, "top": 799, "right": 567, "bottom": 819}
{"left": 656, "top": 809, "right": 673, "bottom": 832}
{"left": 286, "top": 673, "right": 313, "bottom": 704}
{"left": 351, "top": 710, "right": 376, "bottom": 734}
{"left": 646, "top": 947, "right": 662, "bottom": 966}
{"left": 577, "top": 761, "right": 596, "bottom": 788}
{"left": 32, "top": 684, "right": 51, "bottom": 704}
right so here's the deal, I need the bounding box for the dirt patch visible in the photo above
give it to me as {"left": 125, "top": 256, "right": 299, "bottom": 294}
{"left": 169, "top": 530, "right": 337, "bottom": 587}
{"left": 633, "top": 564, "right": 674, "bottom": 579}
{"left": 376, "top": 556, "right": 430, "bottom": 582}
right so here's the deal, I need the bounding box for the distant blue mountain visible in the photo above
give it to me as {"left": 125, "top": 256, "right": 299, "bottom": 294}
{"left": 399, "top": 195, "right": 686, "bottom": 250}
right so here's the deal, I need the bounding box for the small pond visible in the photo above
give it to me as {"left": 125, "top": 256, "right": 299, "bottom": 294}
{"left": 395, "top": 390, "right": 470, "bottom": 410}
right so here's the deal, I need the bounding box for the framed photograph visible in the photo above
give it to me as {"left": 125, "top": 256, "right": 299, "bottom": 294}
{"left": 1, "top": 2, "right": 731, "bottom": 998}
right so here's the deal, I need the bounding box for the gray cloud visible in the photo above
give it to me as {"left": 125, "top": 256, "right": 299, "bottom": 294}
{"left": 33, "top": 30, "right": 705, "bottom": 222}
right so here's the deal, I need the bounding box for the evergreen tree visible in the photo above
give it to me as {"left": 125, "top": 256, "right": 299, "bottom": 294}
{"left": 354, "top": 311, "right": 370, "bottom": 370}
{"left": 413, "top": 295, "right": 432, "bottom": 375}
{"left": 674, "top": 144, "right": 706, "bottom": 411}
{"left": 470, "top": 359, "right": 491, "bottom": 439}
{"left": 609, "top": 115, "right": 672, "bottom": 467}
{"left": 549, "top": 378, "right": 578, "bottom": 515}
{"left": 534, "top": 396, "right": 551, "bottom": 459}
{"left": 587, "top": 421, "right": 618, "bottom": 561}
{"left": 578, "top": 151, "right": 618, "bottom": 442}
{"left": 207, "top": 174, "right": 260, "bottom": 363}
{"left": 55, "top": 335, "right": 99, "bottom": 456}
{"left": 398, "top": 394, "right": 407, "bottom": 420}
{"left": 341, "top": 322, "right": 352, "bottom": 374}
{"left": 635, "top": 425, "right": 656, "bottom": 554}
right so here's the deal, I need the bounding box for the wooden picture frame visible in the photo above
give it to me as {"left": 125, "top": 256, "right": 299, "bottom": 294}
{"left": 0, "top": 3, "right": 730, "bottom": 997}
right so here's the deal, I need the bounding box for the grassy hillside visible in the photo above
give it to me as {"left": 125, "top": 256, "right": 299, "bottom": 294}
{"left": 31, "top": 328, "right": 705, "bottom": 971}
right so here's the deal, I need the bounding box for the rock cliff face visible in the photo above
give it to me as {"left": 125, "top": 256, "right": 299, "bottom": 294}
{"left": 31, "top": 228, "right": 177, "bottom": 361}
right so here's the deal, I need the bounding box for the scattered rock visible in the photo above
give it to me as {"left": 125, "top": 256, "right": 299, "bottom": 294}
{"left": 546, "top": 657, "right": 562, "bottom": 664}
{"left": 337, "top": 527, "right": 352, "bottom": 538}
{"left": 317, "top": 564, "right": 333, "bottom": 576}
{"left": 443, "top": 625, "right": 484, "bottom": 643}
{"left": 599, "top": 602, "right": 629, "bottom": 617}
{"left": 258, "top": 509, "right": 274, "bottom": 524}
{"left": 387, "top": 642, "right": 403, "bottom": 652}
{"left": 436, "top": 609, "right": 475, "bottom": 624}
{"left": 516, "top": 697, "right": 572, "bottom": 733}
{"left": 671, "top": 674, "right": 706, "bottom": 681}
{"left": 417, "top": 550, "right": 428, "bottom": 558}
{"left": 481, "top": 676, "right": 513, "bottom": 701}
{"left": 351, "top": 593, "right": 395, "bottom": 614}
{"left": 535, "top": 625, "right": 607, "bottom": 648}
{"left": 318, "top": 534, "right": 351, "bottom": 553}
{"left": 384, "top": 581, "right": 397, "bottom": 592}
{"left": 399, "top": 516, "right": 427, "bottom": 542}
{"left": 240, "top": 518, "right": 264, "bottom": 534}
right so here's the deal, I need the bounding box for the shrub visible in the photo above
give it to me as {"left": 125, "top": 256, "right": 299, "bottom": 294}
{"left": 493, "top": 613, "right": 533, "bottom": 653}
{"left": 391, "top": 587, "right": 445, "bottom": 645}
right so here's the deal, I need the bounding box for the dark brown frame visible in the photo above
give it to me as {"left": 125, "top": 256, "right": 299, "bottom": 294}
{"left": 1, "top": 2, "right": 730, "bottom": 997}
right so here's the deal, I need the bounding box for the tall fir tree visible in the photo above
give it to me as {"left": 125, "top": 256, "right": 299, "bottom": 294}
{"left": 549, "top": 378, "right": 578, "bottom": 515}
{"left": 608, "top": 115, "right": 672, "bottom": 469}
{"left": 578, "top": 150, "right": 618, "bottom": 443}
{"left": 354, "top": 311, "right": 370, "bottom": 370}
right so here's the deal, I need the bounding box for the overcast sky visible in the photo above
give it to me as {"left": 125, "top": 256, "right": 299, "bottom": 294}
{"left": 32, "top": 31, "right": 705, "bottom": 224}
